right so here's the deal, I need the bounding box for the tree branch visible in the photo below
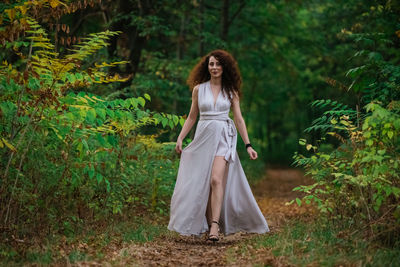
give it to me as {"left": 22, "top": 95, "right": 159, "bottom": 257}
{"left": 228, "top": 0, "right": 246, "bottom": 28}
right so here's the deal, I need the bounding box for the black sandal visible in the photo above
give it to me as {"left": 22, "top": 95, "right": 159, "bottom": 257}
{"left": 208, "top": 220, "right": 220, "bottom": 242}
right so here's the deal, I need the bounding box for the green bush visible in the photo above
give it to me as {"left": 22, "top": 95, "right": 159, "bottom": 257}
{"left": 292, "top": 32, "right": 400, "bottom": 243}
{"left": 0, "top": 5, "right": 182, "bottom": 240}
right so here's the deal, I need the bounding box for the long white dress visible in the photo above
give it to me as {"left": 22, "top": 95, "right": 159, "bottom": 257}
{"left": 168, "top": 80, "right": 269, "bottom": 236}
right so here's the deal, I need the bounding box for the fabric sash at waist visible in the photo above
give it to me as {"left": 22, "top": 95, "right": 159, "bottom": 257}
{"left": 199, "top": 114, "right": 237, "bottom": 162}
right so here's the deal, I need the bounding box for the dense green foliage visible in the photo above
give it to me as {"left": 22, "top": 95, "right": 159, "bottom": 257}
{"left": 293, "top": 2, "right": 400, "bottom": 244}
{"left": 0, "top": 0, "right": 182, "bottom": 242}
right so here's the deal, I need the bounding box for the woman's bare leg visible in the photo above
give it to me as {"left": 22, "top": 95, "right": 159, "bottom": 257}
{"left": 206, "top": 187, "right": 212, "bottom": 227}
{"left": 209, "top": 156, "right": 228, "bottom": 237}
{"left": 206, "top": 159, "right": 229, "bottom": 226}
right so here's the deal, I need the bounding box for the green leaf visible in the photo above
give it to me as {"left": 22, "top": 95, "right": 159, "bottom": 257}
{"left": 172, "top": 115, "right": 179, "bottom": 125}
{"left": 75, "top": 73, "right": 83, "bottom": 81}
{"left": 129, "top": 98, "right": 138, "bottom": 108}
{"left": 76, "top": 142, "right": 83, "bottom": 155}
{"left": 106, "top": 109, "right": 114, "bottom": 118}
{"left": 368, "top": 52, "right": 383, "bottom": 61}
{"left": 144, "top": 93, "right": 151, "bottom": 101}
{"left": 82, "top": 139, "right": 89, "bottom": 151}
{"left": 299, "top": 139, "right": 306, "bottom": 145}
{"left": 138, "top": 97, "right": 145, "bottom": 107}
{"left": 363, "top": 131, "right": 371, "bottom": 138}
{"left": 296, "top": 198, "right": 302, "bottom": 206}
{"left": 28, "top": 77, "right": 40, "bottom": 90}
{"left": 96, "top": 108, "right": 106, "bottom": 120}
{"left": 67, "top": 73, "right": 76, "bottom": 83}
{"left": 387, "top": 131, "right": 394, "bottom": 139}
{"left": 107, "top": 135, "right": 118, "bottom": 147}
{"left": 394, "top": 119, "right": 400, "bottom": 130}
{"left": 96, "top": 173, "right": 103, "bottom": 183}
{"left": 96, "top": 133, "right": 107, "bottom": 147}
{"left": 377, "top": 149, "right": 386, "bottom": 155}
{"left": 179, "top": 117, "right": 185, "bottom": 127}
{"left": 161, "top": 117, "right": 168, "bottom": 128}
{"left": 86, "top": 108, "right": 96, "bottom": 122}
{"left": 346, "top": 65, "right": 365, "bottom": 78}
{"left": 88, "top": 165, "right": 95, "bottom": 179}
{"left": 105, "top": 179, "right": 111, "bottom": 192}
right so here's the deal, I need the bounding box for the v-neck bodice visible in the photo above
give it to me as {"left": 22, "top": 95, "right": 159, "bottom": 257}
{"left": 198, "top": 80, "right": 231, "bottom": 116}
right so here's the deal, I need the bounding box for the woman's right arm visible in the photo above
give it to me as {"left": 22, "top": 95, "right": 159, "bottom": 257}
{"left": 175, "top": 85, "right": 200, "bottom": 154}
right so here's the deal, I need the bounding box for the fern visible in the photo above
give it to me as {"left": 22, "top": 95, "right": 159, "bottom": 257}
{"left": 305, "top": 99, "right": 358, "bottom": 133}
{"left": 23, "top": 17, "right": 130, "bottom": 91}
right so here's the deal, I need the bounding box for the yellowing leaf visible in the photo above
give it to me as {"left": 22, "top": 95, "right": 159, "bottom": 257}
{"left": 70, "top": 105, "right": 91, "bottom": 110}
{"left": 91, "top": 96, "right": 105, "bottom": 102}
{"left": 340, "top": 120, "right": 350, "bottom": 126}
{"left": 285, "top": 200, "right": 294, "bottom": 206}
{"left": 84, "top": 95, "right": 96, "bottom": 103}
{"left": 306, "top": 144, "right": 312, "bottom": 151}
{"left": 17, "top": 5, "right": 27, "bottom": 15}
{"left": 5, "top": 9, "right": 16, "bottom": 21}
{"left": 2, "top": 138, "right": 16, "bottom": 152}
{"left": 49, "top": 0, "right": 61, "bottom": 8}
{"left": 77, "top": 96, "right": 88, "bottom": 104}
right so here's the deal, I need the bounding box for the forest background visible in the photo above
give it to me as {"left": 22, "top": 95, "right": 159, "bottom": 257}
{"left": 0, "top": 0, "right": 399, "bottom": 265}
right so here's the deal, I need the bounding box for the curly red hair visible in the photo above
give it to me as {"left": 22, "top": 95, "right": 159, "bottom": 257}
{"left": 186, "top": 49, "right": 242, "bottom": 101}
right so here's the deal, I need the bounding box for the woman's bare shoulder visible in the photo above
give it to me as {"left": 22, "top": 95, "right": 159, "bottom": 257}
{"left": 192, "top": 84, "right": 200, "bottom": 96}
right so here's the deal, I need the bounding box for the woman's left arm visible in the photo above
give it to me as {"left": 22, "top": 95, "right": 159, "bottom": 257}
{"left": 231, "top": 93, "right": 258, "bottom": 160}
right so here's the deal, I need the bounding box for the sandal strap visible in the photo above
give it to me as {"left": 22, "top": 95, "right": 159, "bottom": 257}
{"left": 211, "top": 220, "right": 220, "bottom": 225}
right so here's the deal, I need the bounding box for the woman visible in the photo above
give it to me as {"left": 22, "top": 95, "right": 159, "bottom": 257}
{"left": 168, "top": 49, "right": 269, "bottom": 241}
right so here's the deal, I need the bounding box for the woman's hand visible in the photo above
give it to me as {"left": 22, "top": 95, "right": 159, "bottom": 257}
{"left": 175, "top": 138, "right": 183, "bottom": 154}
{"left": 247, "top": 147, "right": 258, "bottom": 160}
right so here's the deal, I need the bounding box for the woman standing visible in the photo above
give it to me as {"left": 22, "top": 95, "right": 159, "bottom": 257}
{"left": 168, "top": 49, "right": 269, "bottom": 241}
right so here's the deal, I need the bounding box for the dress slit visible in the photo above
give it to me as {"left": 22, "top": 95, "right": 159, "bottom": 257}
{"left": 206, "top": 152, "right": 230, "bottom": 232}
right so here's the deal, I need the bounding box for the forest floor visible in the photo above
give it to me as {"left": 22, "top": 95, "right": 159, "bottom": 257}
{"left": 65, "top": 168, "right": 313, "bottom": 266}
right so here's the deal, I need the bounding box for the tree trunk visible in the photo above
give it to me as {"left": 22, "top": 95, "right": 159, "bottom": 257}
{"left": 199, "top": 0, "right": 205, "bottom": 56}
{"left": 106, "top": 0, "right": 151, "bottom": 77}
{"left": 177, "top": 12, "right": 186, "bottom": 60}
{"left": 221, "top": 0, "right": 229, "bottom": 41}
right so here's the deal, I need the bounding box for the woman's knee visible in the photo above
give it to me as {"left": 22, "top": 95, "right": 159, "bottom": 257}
{"left": 210, "top": 174, "right": 223, "bottom": 188}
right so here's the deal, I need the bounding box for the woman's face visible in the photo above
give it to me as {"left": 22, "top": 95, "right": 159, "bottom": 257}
{"left": 208, "top": 56, "right": 223, "bottom": 79}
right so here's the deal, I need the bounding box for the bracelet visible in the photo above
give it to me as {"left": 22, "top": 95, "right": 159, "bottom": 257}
{"left": 245, "top": 143, "right": 252, "bottom": 149}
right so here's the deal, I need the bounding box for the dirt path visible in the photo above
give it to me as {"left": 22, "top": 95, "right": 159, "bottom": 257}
{"left": 80, "top": 169, "right": 312, "bottom": 266}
